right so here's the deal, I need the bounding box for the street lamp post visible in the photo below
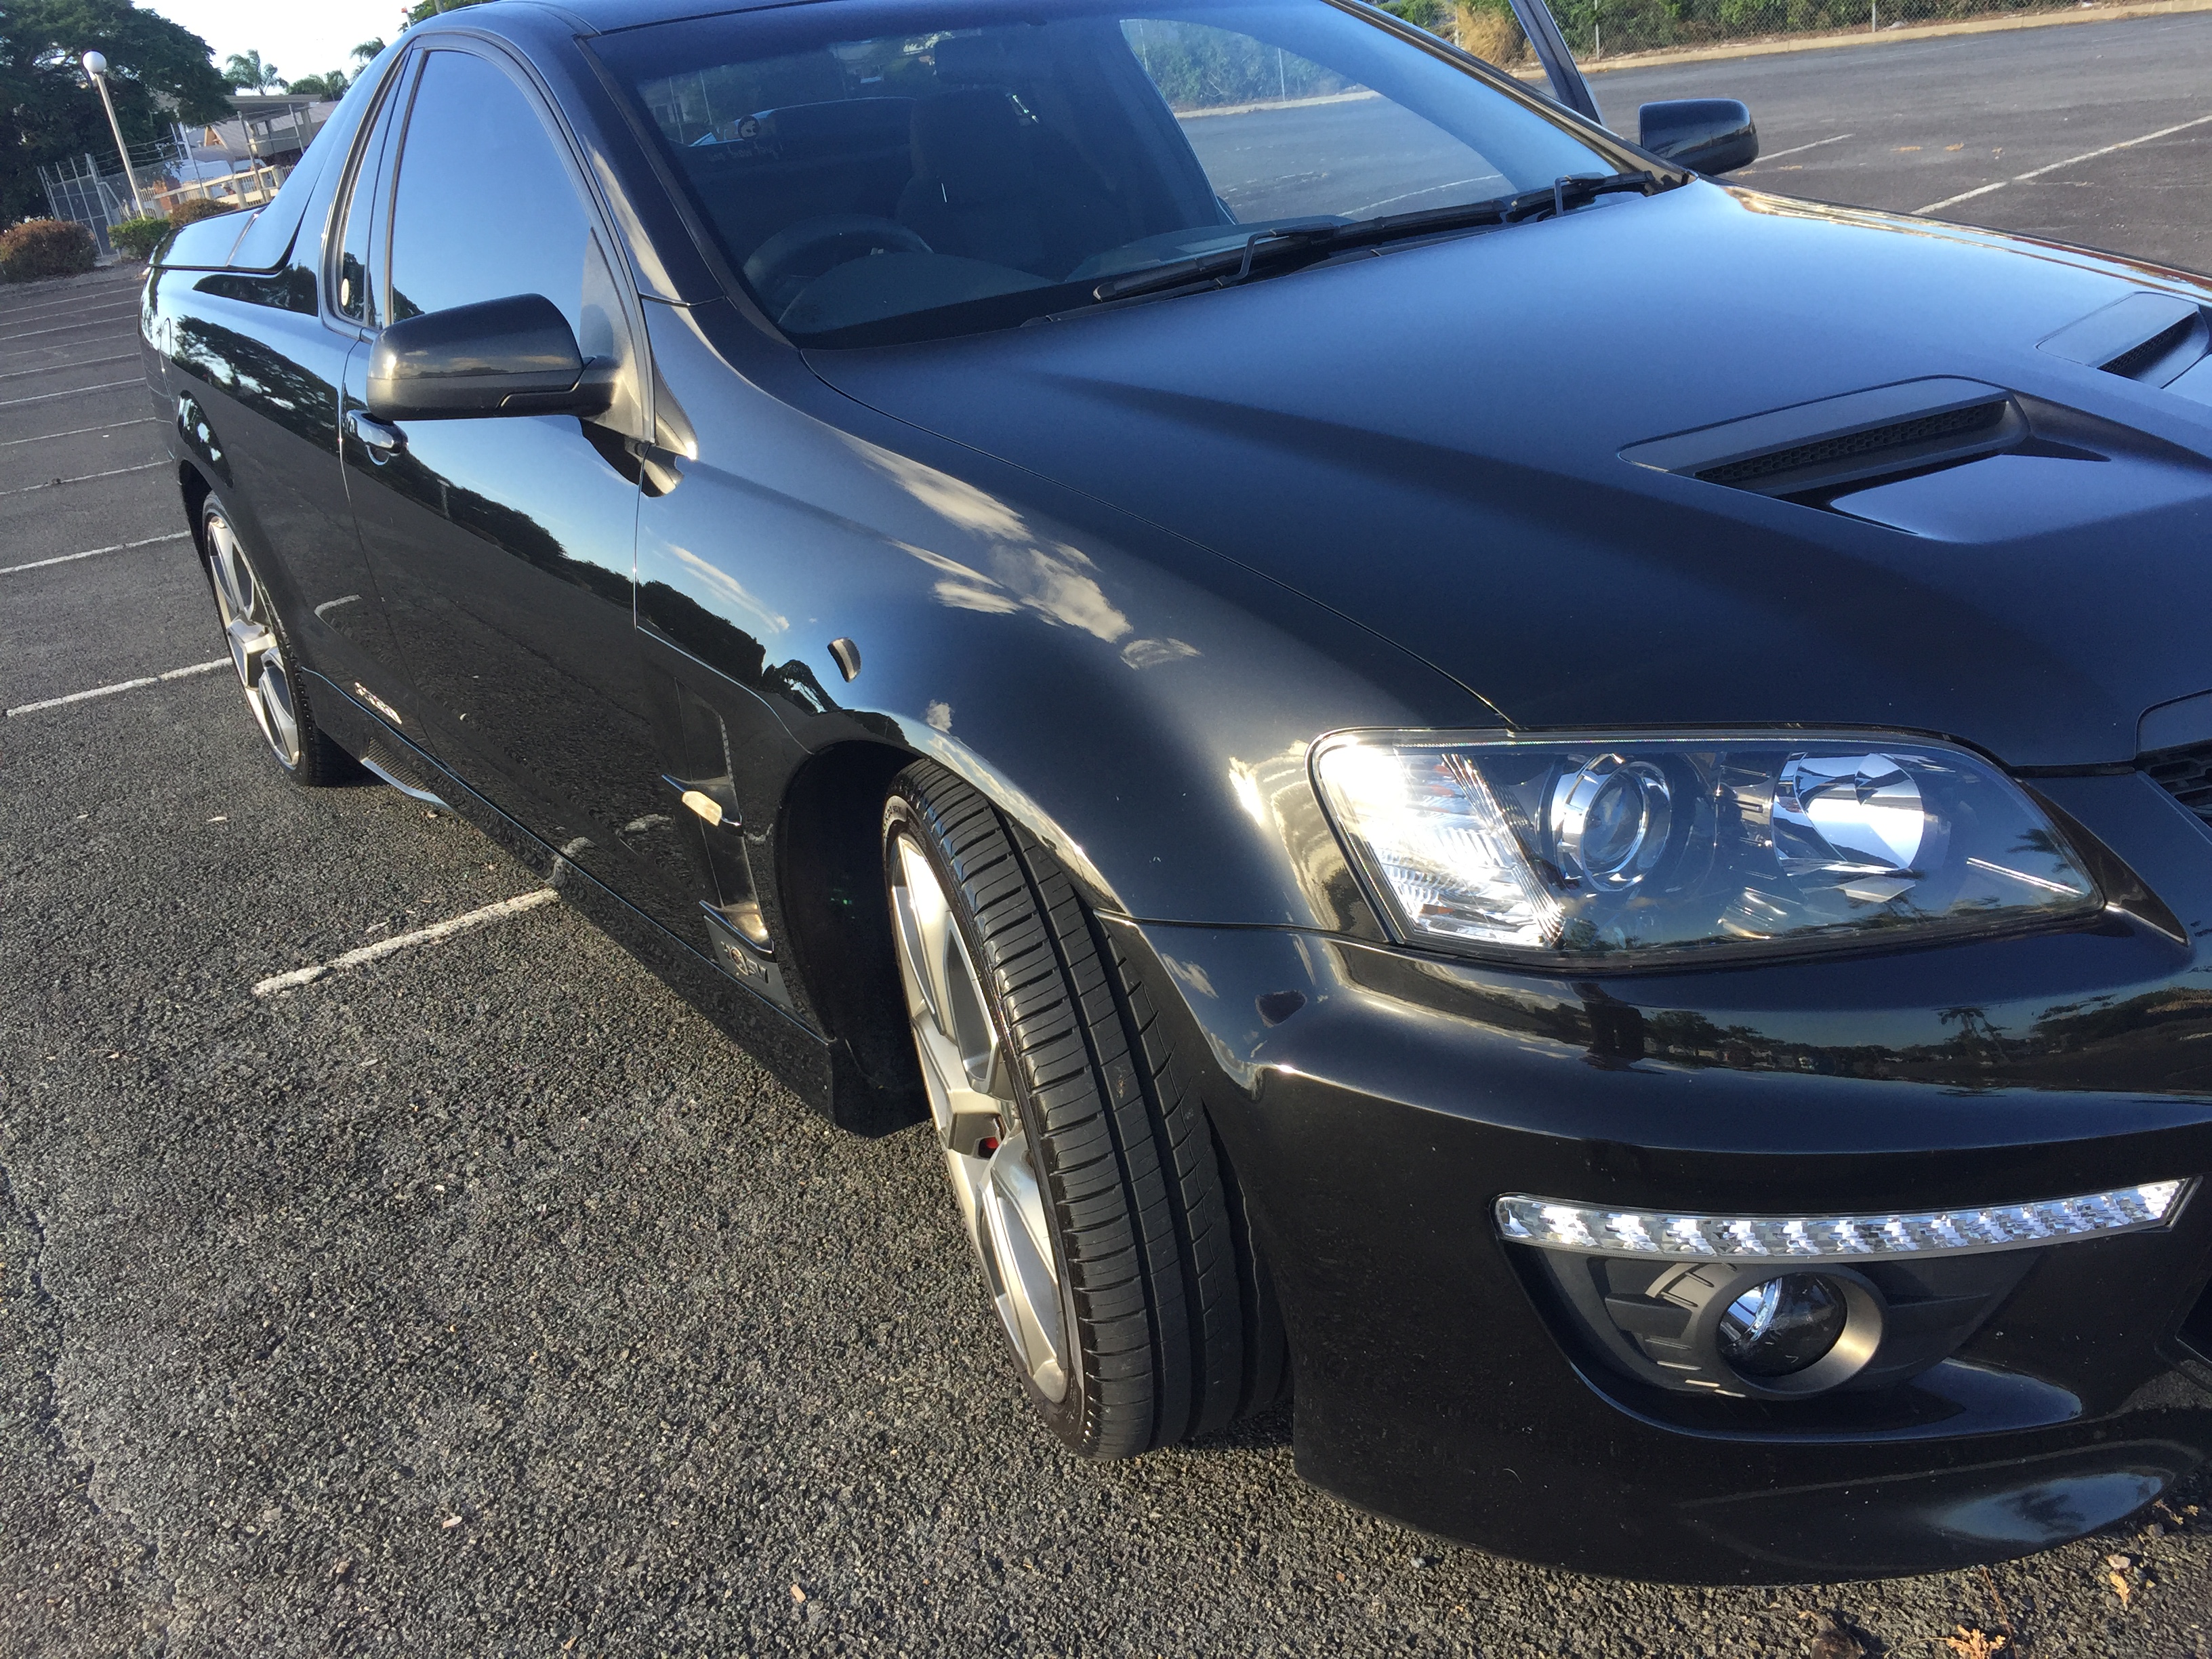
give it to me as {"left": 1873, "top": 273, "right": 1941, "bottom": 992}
{"left": 81, "top": 51, "right": 148, "bottom": 218}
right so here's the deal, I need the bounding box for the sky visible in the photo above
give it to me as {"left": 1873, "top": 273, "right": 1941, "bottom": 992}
{"left": 144, "top": 0, "right": 407, "bottom": 87}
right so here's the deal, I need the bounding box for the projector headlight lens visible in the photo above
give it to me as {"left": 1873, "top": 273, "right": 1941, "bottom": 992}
{"left": 1311, "top": 730, "right": 2098, "bottom": 964}
{"left": 1717, "top": 1273, "right": 1847, "bottom": 1377}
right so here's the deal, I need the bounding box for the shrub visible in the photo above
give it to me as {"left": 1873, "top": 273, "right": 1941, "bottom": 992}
{"left": 1456, "top": 2, "right": 1532, "bottom": 62}
{"left": 110, "top": 215, "right": 171, "bottom": 262}
{"left": 169, "top": 196, "right": 240, "bottom": 228}
{"left": 0, "top": 218, "right": 98, "bottom": 283}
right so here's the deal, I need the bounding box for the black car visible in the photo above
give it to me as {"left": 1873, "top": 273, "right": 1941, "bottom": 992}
{"left": 142, "top": 0, "right": 2212, "bottom": 1582}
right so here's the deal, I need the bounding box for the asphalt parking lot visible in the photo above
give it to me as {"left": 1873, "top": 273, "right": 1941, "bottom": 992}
{"left": 5, "top": 20, "right": 2212, "bottom": 1653}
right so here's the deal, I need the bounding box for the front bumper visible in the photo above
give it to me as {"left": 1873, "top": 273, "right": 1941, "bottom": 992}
{"left": 1111, "top": 769, "right": 2212, "bottom": 1581}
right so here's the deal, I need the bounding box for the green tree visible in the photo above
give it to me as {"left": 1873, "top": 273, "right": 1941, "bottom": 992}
{"left": 0, "top": 0, "right": 233, "bottom": 224}
{"left": 403, "top": 0, "right": 493, "bottom": 22}
{"left": 350, "top": 39, "right": 387, "bottom": 66}
{"left": 285, "top": 70, "right": 348, "bottom": 99}
{"left": 222, "top": 48, "right": 281, "bottom": 91}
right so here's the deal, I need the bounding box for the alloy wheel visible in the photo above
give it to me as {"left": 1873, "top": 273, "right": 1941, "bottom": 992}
{"left": 888, "top": 830, "right": 1071, "bottom": 1404}
{"left": 204, "top": 512, "right": 303, "bottom": 770}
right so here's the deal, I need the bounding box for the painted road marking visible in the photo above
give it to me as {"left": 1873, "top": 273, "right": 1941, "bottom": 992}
{"left": 0, "top": 352, "right": 134, "bottom": 385}
{"left": 251, "top": 890, "right": 561, "bottom": 997}
{"left": 0, "top": 313, "right": 142, "bottom": 348}
{"left": 1919, "top": 111, "right": 2212, "bottom": 213}
{"left": 0, "top": 416, "right": 159, "bottom": 449}
{"left": 0, "top": 529, "right": 189, "bottom": 576}
{"left": 5, "top": 657, "right": 226, "bottom": 718}
{"left": 0, "top": 291, "right": 140, "bottom": 323}
{"left": 0, "top": 377, "right": 142, "bottom": 411}
{"left": 1755, "top": 132, "right": 1853, "bottom": 161}
{"left": 0, "top": 300, "right": 137, "bottom": 333}
{"left": 0, "top": 459, "right": 163, "bottom": 499}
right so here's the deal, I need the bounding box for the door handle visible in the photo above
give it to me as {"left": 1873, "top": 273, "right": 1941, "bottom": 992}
{"left": 346, "top": 410, "right": 405, "bottom": 464}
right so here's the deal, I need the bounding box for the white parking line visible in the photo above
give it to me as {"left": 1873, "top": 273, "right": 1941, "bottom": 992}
{"left": 0, "top": 292, "right": 140, "bottom": 324}
{"left": 5, "top": 657, "right": 226, "bottom": 718}
{"left": 1755, "top": 132, "right": 1853, "bottom": 162}
{"left": 251, "top": 890, "right": 560, "bottom": 997}
{"left": 0, "top": 460, "right": 163, "bottom": 499}
{"left": 1918, "top": 111, "right": 2212, "bottom": 214}
{"left": 0, "top": 529, "right": 189, "bottom": 576}
{"left": 0, "top": 352, "right": 134, "bottom": 384}
{"left": 0, "top": 312, "right": 142, "bottom": 348}
{"left": 0, "top": 377, "right": 141, "bottom": 411}
{"left": 0, "top": 415, "right": 159, "bottom": 449}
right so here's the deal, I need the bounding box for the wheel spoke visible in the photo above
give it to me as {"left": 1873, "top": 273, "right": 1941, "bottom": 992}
{"left": 203, "top": 515, "right": 300, "bottom": 771}
{"left": 890, "top": 824, "right": 1069, "bottom": 1404}
{"left": 985, "top": 1133, "right": 1069, "bottom": 1400}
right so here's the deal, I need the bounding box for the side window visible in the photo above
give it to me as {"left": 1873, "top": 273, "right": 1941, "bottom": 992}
{"left": 333, "top": 61, "right": 407, "bottom": 323}
{"left": 388, "top": 51, "right": 595, "bottom": 330}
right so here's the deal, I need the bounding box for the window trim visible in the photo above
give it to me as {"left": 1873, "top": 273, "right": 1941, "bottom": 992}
{"left": 324, "top": 49, "right": 418, "bottom": 333}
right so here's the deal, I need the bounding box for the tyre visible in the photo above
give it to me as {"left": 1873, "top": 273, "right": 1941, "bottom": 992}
{"left": 198, "top": 497, "right": 352, "bottom": 785}
{"left": 884, "top": 760, "right": 1285, "bottom": 1456}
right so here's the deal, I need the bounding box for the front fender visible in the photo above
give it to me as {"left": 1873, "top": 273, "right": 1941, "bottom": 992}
{"left": 636, "top": 295, "right": 1488, "bottom": 933}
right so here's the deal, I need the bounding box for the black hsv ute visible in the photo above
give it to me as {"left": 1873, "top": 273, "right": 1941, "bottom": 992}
{"left": 140, "top": 0, "right": 2212, "bottom": 1582}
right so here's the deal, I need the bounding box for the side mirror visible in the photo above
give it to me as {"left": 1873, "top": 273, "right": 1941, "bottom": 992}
{"left": 366, "top": 293, "right": 615, "bottom": 421}
{"left": 1638, "top": 99, "right": 1759, "bottom": 176}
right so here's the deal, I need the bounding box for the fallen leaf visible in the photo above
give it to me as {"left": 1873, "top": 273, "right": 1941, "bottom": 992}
{"left": 790, "top": 1584, "right": 806, "bottom": 1603}
{"left": 2108, "top": 1570, "right": 2132, "bottom": 1605}
{"left": 1944, "top": 1627, "right": 2007, "bottom": 1658}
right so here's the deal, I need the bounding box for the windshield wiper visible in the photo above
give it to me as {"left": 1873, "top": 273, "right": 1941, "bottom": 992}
{"left": 1090, "top": 218, "right": 1345, "bottom": 303}
{"left": 1088, "top": 170, "right": 1679, "bottom": 305}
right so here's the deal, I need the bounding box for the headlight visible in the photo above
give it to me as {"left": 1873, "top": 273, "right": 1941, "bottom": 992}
{"left": 1311, "top": 731, "right": 2100, "bottom": 965}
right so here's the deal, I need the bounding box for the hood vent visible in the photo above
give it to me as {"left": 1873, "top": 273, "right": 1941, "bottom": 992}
{"left": 2142, "top": 741, "right": 2212, "bottom": 829}
{"left": 1620, "top": 379, "right": 2026, "bottom": 501}
{"left": 1696, "top": 400, "right": 2011, "bottom": 490}
{"left": 2040, "top": 291, "right": 2212, "bottom": 395}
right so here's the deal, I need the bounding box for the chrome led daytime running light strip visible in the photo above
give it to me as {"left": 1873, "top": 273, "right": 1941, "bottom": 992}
{"left": 1494, "top": 1180, "right": 2190, "bottom": 1262}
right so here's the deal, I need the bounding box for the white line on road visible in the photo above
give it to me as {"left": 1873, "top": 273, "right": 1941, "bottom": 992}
{"left": 1753, "top": 132, "right": 1853, "bottom": 162}
{"left": 1918, "top": 111, "right": 2212, "bottom": 213}
{"left": 0, "top": 290, "right": 140, "bottom": 323}
{"left": 0, "top": 377, "right": 140, "bottom": 411}
{"left": 0, "top": 459, "right": 163, "bottom": 499}
{"left": 0, "top": 352, "right": 134, "bottom": 384}
{"left": 5, "top": 657, "right": 226, "bottom": 718}
{"left": 0, "top": 416, "right": 159, "bottom": 449}
{"left": 251, "top": 890, "right": 561, "bottom": 997}
{"left": 0, "top": 311, "right": 142, "bottom": 348}
{"left": 0, "top": 529, "right": 189, "bottom": 576}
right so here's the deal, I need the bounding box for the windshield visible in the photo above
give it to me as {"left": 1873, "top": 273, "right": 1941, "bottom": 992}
{"left": 597, "top": 0, "right": 1638, "bottom": 344}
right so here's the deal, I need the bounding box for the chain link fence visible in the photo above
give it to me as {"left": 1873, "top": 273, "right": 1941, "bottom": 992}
{"left": 1385, "top": 0, "right": 2090, "bottom": 63}
{"left": 38, "top": 140, "right": 285, "bottom": 256}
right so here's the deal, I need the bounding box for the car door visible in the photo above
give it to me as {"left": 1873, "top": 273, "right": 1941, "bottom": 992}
{"left": 336, "top": 43, "right": 699, "bottom": 928}
{"left": 159, "top": 56, "right": 408, "bottom": 700}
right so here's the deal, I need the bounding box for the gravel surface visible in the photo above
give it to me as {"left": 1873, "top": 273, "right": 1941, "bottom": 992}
{"left": 6, "top": 58, "right": 2212, "bottom": 1651}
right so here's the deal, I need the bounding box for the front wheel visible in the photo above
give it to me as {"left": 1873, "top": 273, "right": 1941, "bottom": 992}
{"left": 199, "top": 499, "right": 350, "bottom": 785}
{"left": 884, "top": 760, "right": 1284, "bottom": 1456}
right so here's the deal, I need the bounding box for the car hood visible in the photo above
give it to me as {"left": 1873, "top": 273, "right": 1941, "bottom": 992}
{"left": 806, "top": 182, "right": 2212, "bottom": 767}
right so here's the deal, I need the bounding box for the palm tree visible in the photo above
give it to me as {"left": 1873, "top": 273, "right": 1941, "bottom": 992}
{"left": 285, "top": 70, "right": 349, "bottom": 100}
{"left": 350, "top": 39, "right": 387, "bottom": 67}
{"left": 222, "top": 51, "right": 283, "bottom": 93}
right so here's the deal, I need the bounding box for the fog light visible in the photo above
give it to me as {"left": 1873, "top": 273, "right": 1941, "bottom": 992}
{"left": 1717, "top": 1273, "right": 1847, "bottom": 1377}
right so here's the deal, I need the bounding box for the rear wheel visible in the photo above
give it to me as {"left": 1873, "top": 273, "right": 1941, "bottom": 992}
{"left": 884, "top": 760, "right": 1284, "bottom": 1456}
{"left": 199, "top": 499, "right": 350, "bottom": 785}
